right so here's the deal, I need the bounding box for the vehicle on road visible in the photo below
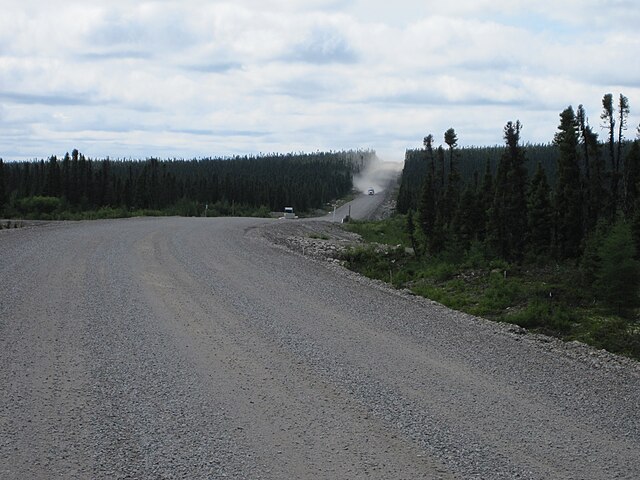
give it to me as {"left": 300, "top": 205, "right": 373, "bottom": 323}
{"left": 367, "top": 188, "right": 375, "bottom": 195}
{"left": 282, "top": 207, "right": 298, "bottom": 219}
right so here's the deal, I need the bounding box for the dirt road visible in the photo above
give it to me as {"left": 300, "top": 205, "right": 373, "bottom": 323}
{"left": 1, "top": 217, "right": 639, "bottom": 479}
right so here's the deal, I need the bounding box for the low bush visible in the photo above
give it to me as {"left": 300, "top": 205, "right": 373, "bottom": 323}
{"left": 504, "top": 300, "right": 575, "bottom": 333}
{"left": 586, "top": 317, "right": 640, "bottom": 358}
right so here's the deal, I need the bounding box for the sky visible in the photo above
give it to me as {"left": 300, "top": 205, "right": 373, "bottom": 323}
{"left": 1, "top": 0, "right": 639, "bottom": 162}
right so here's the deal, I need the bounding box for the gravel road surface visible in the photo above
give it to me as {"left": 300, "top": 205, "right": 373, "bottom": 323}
{"left": 1, "top": 216, "right": 639, "bottom": 479}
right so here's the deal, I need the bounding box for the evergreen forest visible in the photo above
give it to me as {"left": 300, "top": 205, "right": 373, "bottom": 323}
{"left": 345, "top": 93, "right": 640, "bottom": 359}
{"left": 397, "top": 93, "right": 640, "bottom": 265}
{"left": 0, "top": 150, "right": 373, "bottom": 219}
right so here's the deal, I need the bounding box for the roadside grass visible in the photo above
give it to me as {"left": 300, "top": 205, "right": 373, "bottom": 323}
{"left": 342, "top": 216, "right": 640, "bottom": 360}
{"left": 344, "top": 217, "right": 410, "bottom": 246}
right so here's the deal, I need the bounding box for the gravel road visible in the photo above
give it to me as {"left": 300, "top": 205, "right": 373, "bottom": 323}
{"left": 1, "top": 216, "right": 639, "bottom": 479}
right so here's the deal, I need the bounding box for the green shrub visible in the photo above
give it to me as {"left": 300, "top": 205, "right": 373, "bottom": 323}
{"left": 476, "top": 273, "right": 522, "bottom": 314}
{"left": 588, "top": 317, "right": 640, "bottom": 358}
{"left": 423, "top": 262, "right": 457, "bottom": 282}
{"left": 345, "top": 216, "right": 409, "bottom": 246}
{"left": 594, "top": 220, "right": 640, "bottom": 313}
{"left": 17, "top": 196, "right": 61, "bottom": 215}
{"left": 505, "top": 300, "right": 574, "bottom": 333}
{"left": 461, "top": 240, "right": 489, "bottom": 269}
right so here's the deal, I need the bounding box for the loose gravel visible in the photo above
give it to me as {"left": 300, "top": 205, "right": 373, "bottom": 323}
{"left": 1, "top": 217, "right": 639, "bottom": 479}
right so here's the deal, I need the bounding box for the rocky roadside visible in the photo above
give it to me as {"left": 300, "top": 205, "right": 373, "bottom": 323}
{"left": 260, "top": 220, "right": 363, "bottom": 263}
{"left": 259, "top": 218, "right": 640, "bottom": 378}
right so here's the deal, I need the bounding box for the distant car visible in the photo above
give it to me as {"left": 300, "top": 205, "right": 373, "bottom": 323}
{"left": 367, "top": 188, "right": 375, "bottom": 195}
{"left": 282, "top": 206, "right": 298, "bottom": 219}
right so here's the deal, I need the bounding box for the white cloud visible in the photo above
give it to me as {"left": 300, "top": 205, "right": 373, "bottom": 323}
{"left": 1, "top": 0, "right": 639, "bottom": 160}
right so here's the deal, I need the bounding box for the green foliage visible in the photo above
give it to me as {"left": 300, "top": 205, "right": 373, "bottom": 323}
{"left": 423, "top": 261, "right": 457, "bottom": 282}
{"left": 342, "top": 216, "right": 640, "bottom": 360}
{"left": 527, "top": 162, "right": 553, "bottom": 256}
{"left": 554, "top": 106, "right": 583, "bottom": 258}
{"left": 475, "top": 272, "right": 523, "bottom": 314}
{"left": 17, "top": 196, "right": 62, "bottom": 216}
{"left": 585, "top": 317, "right": 640, "bottom": 358}
{"left": 505, "top": 300, "right": 575, "bottom": 334}
{"left": 487, "top": 120, "right": 528, "bottom": 261}
{"left": 623, "top": 141, "right": 640, "bottom": 217}
{"left": 396, "top": 143, "right": 559, "bottom": 214}
{"left": 2, "top": 150, "right": 371, "bottom": 219}
{"left": 341, "top": 244, "right": 406, "bottom": 286}
{"left": 594, "top": 220, "right": 640, "bottom": 312}
{"left": 345, "top": 217, "right": 410, "bottom": 246}
{"left": 580, "top": 222, "right": 607, "bottom": 294}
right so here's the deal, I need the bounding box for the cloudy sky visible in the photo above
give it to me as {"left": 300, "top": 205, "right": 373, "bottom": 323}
{"left": 2, "top": 0, "right": 639, "bottom": 161}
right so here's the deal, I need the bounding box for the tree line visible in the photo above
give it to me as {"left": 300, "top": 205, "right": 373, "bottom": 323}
{"left": 0, "top": 150, "right": 374, "bottom": 218}
{"left": 400, "top": 93, "right": 640, "bottom": 307}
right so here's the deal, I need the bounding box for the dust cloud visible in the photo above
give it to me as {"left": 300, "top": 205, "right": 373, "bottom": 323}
{"left": 353, "top": 157, "right": 402, "bottom": 194}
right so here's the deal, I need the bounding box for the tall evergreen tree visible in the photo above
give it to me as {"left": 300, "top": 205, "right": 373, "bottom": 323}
{"left": 61, "top": 152, "right": 71, "bottom": 201}
{"left": 453, "top": 183, "right": 481, "bottom": 251}
{"left": 527, "top": 162, "right": 553, "bottom": 257}
{"left": 437, "top": 145, "right": 445, "bottom": 191}
{"left": 601, "top": 93, "right": 618, "bottom": 217}
{"left": 45, "top": 155, "right": 61, "bottom": 197}
{"left": 477, "top": 159, "right": 494, "bottom": 242}
{"left": 444, "top": 128, "right": 458, "bottom": 173}
{"left": 595, "top": 219, "right": 640, "bottom": 312}
{"left": 576, "top": 104, "right": 591, "bottom": 182}
{"left": 623, "top": 141, "right": 640, "bottom": 218}
{"left": 406, "top": 209, "right": 419, "bottom": 256}
{"left": 554, "top": 106, "right": 583, "bottom": 259}
{"left": 418, "top": 159, "right": 436, "bottom": 242}
{"left": 487, "top": 121, "right": 528, "bottom": 260}
{"left": 618, "top": 94, "right": 630, "bottom": 173}
{"left": 443, "top": 128, "right": 461, "bottom": 227}
{"left": 584, "top": 126, "right": 606, "bottom": 233}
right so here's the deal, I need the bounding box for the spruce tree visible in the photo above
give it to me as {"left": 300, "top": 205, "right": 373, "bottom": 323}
{"left": 406, "top": 209, "right": 419, "bottom": 256}
{"left": 418, "top": 135, "right": 437, "bottom": 242}
{"left": 418, "top": 163, "right": 436, "bottom": 241}
{"left": 453, "top": 183, "right": 481, "bottom": 251}
{"left": 61, "top": 152, "right": 71, "bottom": 201}
{"left": 527, "top": 162, "right": 553, "bottom": 257}
{"left": 576, "top": 105, "right": 591, "bottom": 181}
{"left": 601, "top": 93, "right": 618, "bottom": 217}
{"left": 45, "top": 155, "right": 61, "bottom": 198}
{"left": 444, "top": 128, "right": 458, "bottom": 173}
{"left": 443, "top": 128, "right": 461, "bottom": 228}
{"left": 595, "top": 220, "right": 640, "bottom": 312}
{"left": 623, "top": 141, "right": 640, "bottom": 218}
{"left": 583, "top": 124, "right": 606, "bottom": 233}
{"left": 487, "top": 121, "right": 527, "bottom": 261}
{"left": 477, "top": 159, "right": 493, "bottom": 242}
{"left": 554, "top": 106, "right": 583, "bottom": 259}
{"left": 617, "top": 94, "right": 630, "bottom": 177}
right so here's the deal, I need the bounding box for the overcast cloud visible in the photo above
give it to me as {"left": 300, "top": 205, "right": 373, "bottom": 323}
{"left": 1, "top": 0, "right": 639, "bottom": 161}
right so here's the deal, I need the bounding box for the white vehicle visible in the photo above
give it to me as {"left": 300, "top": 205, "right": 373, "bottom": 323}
{"left": 367, "top": 188, "right": 375, "bottom": 195}
{"left": 283, "top": 206, "right": 298, "bottom": 219}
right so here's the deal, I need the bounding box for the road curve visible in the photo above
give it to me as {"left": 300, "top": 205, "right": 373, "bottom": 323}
{"left": 1, "top": 217, "right": 639, "bottom": 479}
